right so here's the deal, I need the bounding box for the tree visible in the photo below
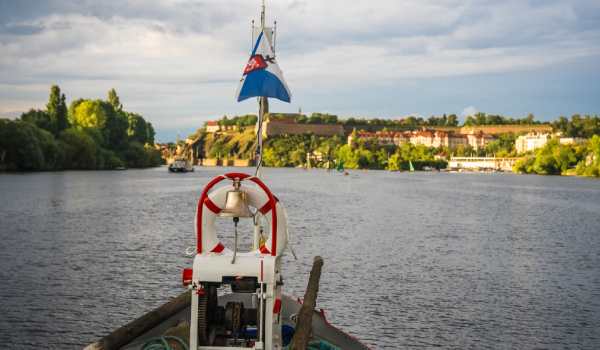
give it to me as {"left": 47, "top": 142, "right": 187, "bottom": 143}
{"left": 576, "top": 135, "right": 600, "bottom": 176}
{"left": 59, "top": 128, "right": 98, "bottom": 169}
{"left": 101, "top": 101, "right": 128, "bottom": 150}
{"left": 69, "top": 99, "right": 107, "bottom": 129}
{"left": 552, "top": 114, "right": 600, "bottom": 138}
{"left": 485, "top": 133, "right": 517, "bottom": 157}
{"left": 0, "top": 119, "right": 48, "bottom": 170}
{"left": 127, "top": 113, "right": 149, "bottom": 144}
{"left": 46, "top": 85, "right": 69, "bottom": 134}
{"left": 21, "top": 109, "right": 52, "bottom": 132}
{"left": 107, "top": 88, "right": 122, "bottom": 112}
{"left": 146, "top": 122, "right": 156, "bottom": 145}
{"left": 447, "top": 114, "right": 459, "bottom": 127}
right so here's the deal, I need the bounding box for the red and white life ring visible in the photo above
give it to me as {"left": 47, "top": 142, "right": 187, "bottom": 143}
{"left": 195, "top": 173, "right": 288, "bottom": 256}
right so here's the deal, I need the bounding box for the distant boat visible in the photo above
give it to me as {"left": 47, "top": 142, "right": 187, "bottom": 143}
{"left": 409, "top": 160, "right": 415, "bottom": 172}
{"left": 168, "top": 159, "right": 194, "bottom": 173}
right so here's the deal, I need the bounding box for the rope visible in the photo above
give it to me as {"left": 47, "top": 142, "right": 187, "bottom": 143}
{"left": 307, "top": 340, "right": 341, "bottom": 350}
{"left": 140, "top": 336, "right": 189, "bottom": 350}
{"left": 283, "top": 340, "right": 341, "bottom": 350}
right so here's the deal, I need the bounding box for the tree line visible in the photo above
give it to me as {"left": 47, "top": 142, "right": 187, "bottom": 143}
{"left": 0, "top": 85, "right": 162, "bottom": 171}
{"left": 210, "top": 112, "right": 598, "bottom": 132}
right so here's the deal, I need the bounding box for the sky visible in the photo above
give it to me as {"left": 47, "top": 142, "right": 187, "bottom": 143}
{"left": 1, "top": 0, "right": 599, "bottom": 142}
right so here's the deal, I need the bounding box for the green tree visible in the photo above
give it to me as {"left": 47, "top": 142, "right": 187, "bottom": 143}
{"left": 485, "top": 133, "right": 517, "bottom": 157}
{"left": 0, "top": 119, "right": 45, "bottom": 170}
{"left": 146, "top": 122, "right": 156, "bottom": 145}
{"left": 575, "top": 135, "right": 600, "bottom": 176}
{"left": 46, "top": 85, "right": 69, "bottom": 134}
{"left": 552, "top": 114, "right": 600, "bottom": 138}
{"left": 101, "top": 101, "right": 128, "bottom": 150}
{"left": 447, "top": 114, "right": 459, "bottom": 127}
{"left": 127, "top": 113, "right": 149, "bottom": 144}
{"left": 107, "top": 88, "right": 122, "bottom": 112}
{"left": 21, "top": 109, "right": 52, "bottom": 132}
{"left": 69, "top": 99, "right": 107, "bottom": 129}
{"left": 59, "top": 128, "right": 98, "bottom": 169}
{"left": 124, "top": 142, "right": 147, "bottom": 168}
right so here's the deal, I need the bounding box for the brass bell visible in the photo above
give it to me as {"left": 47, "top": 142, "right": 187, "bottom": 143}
{"left": 219, "top": 178, "right": 253, "bottom": 218}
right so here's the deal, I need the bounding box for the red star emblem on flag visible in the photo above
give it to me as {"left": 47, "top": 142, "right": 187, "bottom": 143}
{"left": 243, "top": 55, "right": 268, "bottom": 75}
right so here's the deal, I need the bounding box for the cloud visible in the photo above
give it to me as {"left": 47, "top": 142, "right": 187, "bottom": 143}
{"left": 461, "top": 106, "right": 478, "bottom": 117}
{"left": 1, "top": 0, "right": 599, "bottom": 139}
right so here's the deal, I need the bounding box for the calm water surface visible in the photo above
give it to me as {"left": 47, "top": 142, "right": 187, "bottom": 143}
{"left": 1, "top": 168, "right": 600, "bottom": 349}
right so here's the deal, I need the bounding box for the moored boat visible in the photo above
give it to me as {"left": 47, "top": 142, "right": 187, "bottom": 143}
{"left": 169, "top": 159, "right": 194, "bottom": 173}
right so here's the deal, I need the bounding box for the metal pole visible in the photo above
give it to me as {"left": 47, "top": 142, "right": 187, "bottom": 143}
{"left": 261, "top": 0, "right": 265, "bottom": 29}
{"left": 254, "top": 0, "right": 268, "bottom": 177}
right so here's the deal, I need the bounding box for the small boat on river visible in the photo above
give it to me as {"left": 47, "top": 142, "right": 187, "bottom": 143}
{"left": 85, "top": 3, "right": 369, "bottom": 349}
{"left": 169, "top": 159, "right": 194, "bottom": 173}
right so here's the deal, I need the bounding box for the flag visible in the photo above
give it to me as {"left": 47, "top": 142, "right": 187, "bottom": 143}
{"left": 236, "top": 30, "right": 291, "bottom": 103}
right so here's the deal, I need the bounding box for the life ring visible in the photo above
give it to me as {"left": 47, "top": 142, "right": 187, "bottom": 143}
{"left": 195, "top": 173, "right": 288, "bottom": 256}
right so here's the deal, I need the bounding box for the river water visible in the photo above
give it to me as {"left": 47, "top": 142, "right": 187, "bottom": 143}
{"left": 1, "top": 168, "right": 599, "bottom": 349}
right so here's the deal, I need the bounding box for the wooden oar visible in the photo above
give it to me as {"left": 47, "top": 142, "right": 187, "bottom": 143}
{"left": 290, "top": 256, "right": 324, "bottom": 350}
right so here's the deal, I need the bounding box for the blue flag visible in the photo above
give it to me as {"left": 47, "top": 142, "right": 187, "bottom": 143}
{"left": 236, "top": 30, "right": 291, "bottom": 103}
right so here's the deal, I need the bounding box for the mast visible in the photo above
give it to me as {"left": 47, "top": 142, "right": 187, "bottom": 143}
{"left": 261, "top": 0, "right": 266, "bottom": 28}
{"left": 256, "top": 0, "right": 269, "bottom": 175}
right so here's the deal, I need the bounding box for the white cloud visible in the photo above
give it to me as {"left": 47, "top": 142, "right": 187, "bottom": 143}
{"left": 461, "top": 106, "right": 478, "bottom": 117}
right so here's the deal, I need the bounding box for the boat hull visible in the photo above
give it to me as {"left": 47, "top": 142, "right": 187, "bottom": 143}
{"left": 86, "top": 292, "right": 368, "bottom": 350}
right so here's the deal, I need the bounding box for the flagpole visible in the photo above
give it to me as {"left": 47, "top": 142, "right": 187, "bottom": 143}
{"left": 255, "top": 0, "right": 268, "bottom": 177}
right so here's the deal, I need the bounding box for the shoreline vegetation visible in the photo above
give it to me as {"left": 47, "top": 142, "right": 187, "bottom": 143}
{"left": 179, "top": 113, "right": 600, "bottom": 177}
{"left": 1, "top": 85, "right": 598, "bottom": 178}
{"left": 0, "top": 85, "right": 162, "bottom": 172}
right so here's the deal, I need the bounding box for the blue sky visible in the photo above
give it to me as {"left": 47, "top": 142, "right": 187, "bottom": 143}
{"left": 1, "top": 0, "right": 599, "bottom": 142}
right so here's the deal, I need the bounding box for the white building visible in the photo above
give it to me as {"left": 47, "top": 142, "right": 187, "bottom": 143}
{"left": 206, "top": 121, "right": 220, "bottom": 133}
{"left": 515, "top": 133, "right": 585, "bottom": 154}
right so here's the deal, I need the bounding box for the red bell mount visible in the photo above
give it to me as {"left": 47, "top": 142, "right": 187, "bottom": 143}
{"left": 195, "top": 172, "right": 279, "bottom": 256}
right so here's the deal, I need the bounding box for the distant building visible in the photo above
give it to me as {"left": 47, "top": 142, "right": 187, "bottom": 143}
{"left": 465, "top": 131, "right": 495, "bottom": 151}
{"left": 460, "top": 124, "right": 552, "bottom": 136}
{"left": 515, "top": 133, "right": 585, "bottom": 154}
{"left": 205, "top": 121, "right": 241, "bottom": 133}
{"left": 261, "top": 114, "right": 344, "bottom": 138}
{"left": 515, "top": 133, "right": 552, "bottom": 153}
{"left": 348, "top": 130, "right": 409, "bottom": 146}
{"left": 558, "top": 137, "right": 585, "bottom": 146}
{"left": 410, "top": 130, "right": 434, "bottom": 146}
{"left": 347, "top": 130, "right": 404, "bottom": 146}
{"left": 449, "top": 132, "right": 470, "bottom": 148}
{"left": 448, "top": 157, "right": 521, "bottom": 172}
{"left": 206, "top": 121, "right": 220, "bottom": 133}
{"left": 267, "top": 113, "right": 302, "bottom": 123}
{"left": 348, "top": 129, "right": 489, "bottom": 149}
{"left": 409, "top": 130, "right": 470, "bottom": 148}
